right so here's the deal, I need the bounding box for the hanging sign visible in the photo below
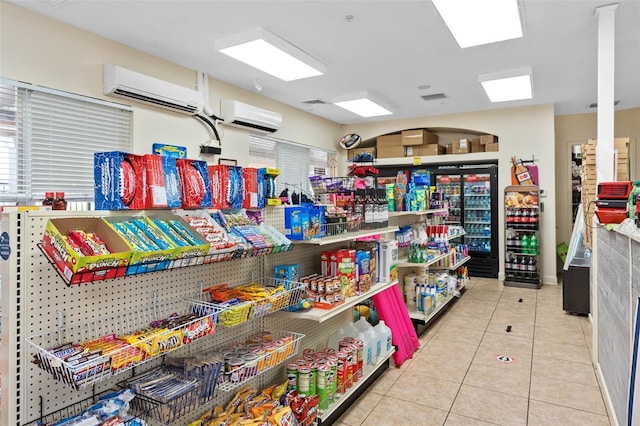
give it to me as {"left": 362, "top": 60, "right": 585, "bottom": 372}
{"left": 0, "top": 232, "right": 10, "bottom": 260}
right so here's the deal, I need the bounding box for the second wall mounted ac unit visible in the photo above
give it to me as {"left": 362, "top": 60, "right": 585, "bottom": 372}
{"left": 221, "top": 100, "right": 282, "bottom": 134}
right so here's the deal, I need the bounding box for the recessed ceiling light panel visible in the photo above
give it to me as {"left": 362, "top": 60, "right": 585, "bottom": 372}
{"left": 215, "top": 27, "right": 326, "bottom": 81}
{"left": 432, "top": 0, "right": 523, "bottom": 48}
{"left": 478, "top": 68, "right": 533, "bottom": 103}
{"left": 333, "top": 92, "right": 393, "bottom": 117}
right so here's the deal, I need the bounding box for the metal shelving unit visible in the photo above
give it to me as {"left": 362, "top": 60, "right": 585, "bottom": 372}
{"left": 408, "top": 280, "right": 468, "bottom": 324}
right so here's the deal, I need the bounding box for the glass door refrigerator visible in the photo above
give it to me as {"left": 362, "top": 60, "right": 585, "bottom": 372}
{"left": 434, "top": 165, "right": 499, "bottom": 278}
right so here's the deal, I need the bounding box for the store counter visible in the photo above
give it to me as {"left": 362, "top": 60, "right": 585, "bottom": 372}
{"left": 592, "top": 220, "right": 640, "bottom": 426}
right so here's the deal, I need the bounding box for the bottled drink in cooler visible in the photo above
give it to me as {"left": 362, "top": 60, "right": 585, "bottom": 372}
{"left": 521, "top": 234, "right": 529, "bottom": 254}
{"left": 529, "top": 234, "right": 538, "bottom": 255}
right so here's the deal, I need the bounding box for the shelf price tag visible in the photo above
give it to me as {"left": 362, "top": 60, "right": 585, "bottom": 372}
{"left": 413, "top": 157, "right": 422, "bottom": 166}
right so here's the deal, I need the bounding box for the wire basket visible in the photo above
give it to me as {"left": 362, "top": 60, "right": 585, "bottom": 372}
{"left": 211, "top": 329, "right": 305, "bottom": 393}
{"left": 192, "top": 278, "right": 307, "bottom": 328}
{"left": 309, "top": 176, "right": 356, "bottom": 194}
{"left": 26, "top": 299, "right": 221, "bottom": 390}
{"left": 119, "top": 367, "right": 201, "bottom": 425}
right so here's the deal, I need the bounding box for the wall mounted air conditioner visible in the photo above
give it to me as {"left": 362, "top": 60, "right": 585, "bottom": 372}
{"left": 220, "top": 99, "right": 282, "bottom": 134}
{"left": 103, "top": 64, "right": 204, "bottom": 115}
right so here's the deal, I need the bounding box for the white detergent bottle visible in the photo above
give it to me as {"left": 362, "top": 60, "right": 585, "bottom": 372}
{"left": 374, "top": 320, "right": 393, "bottom": 358}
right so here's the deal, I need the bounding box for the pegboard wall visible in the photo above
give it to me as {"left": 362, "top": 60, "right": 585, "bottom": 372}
{"left": 0, "top": 209, "right": 364, "bottom": 426}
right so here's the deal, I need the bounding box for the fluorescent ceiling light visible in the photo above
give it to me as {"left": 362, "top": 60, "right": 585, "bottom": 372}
{"left": 215, "top": 27, "right": 326, "bottom": 81}
{"left": 432, "top": 0, "right": 523, "bottom": 48}
{"left": 333, "top": 93, "right": 393, "bottom": 117}
{"left": 478, "top": 68, "right": 533, "bottom": 102}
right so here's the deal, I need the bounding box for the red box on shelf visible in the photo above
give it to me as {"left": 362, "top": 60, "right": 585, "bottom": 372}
{"left": 242, "top": 167, "right": 259, "bottom": 209}
{"left": 143, "top": 154, "right": 181, "bottom": 209}
{"left": 208, "top": 165, "right": 244, "bottom": 210}
{"left": 94, "top": 152, "right": 146, "bottom": 210}
{"left": 176, "top": 159, "right": 212, "bottom": 209}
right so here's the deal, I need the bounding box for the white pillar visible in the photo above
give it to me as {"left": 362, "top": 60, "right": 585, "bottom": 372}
{"left": 595, "top": 3, "right": 618, "bottom": 184}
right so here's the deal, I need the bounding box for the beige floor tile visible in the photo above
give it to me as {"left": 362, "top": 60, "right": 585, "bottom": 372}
{"left": 387, "top": 369, "right": 461, "bottom": 411}
{"left": 492, "top": 306, "right": 536, "bottom": 322}
{"left": 533, "top": 339, "right": 592, "bottom": 364}
{"left": 439, "top": 313, "right": 491, "bottom": 332}
{"left": 530, "top": 374, "right": 607, "bottom": 415}
{"left": 336, "top": 390, "right": 384, "bottom": 425}
{"left": 534, "top": 324, "right": 588, "bottom": 346}
{"left": 367, "top": 364, "right": 403, "bottom": 395}
{"left": 451, "top": 384, "right": 528, "bottom": 426}
{"left": 485, "top": 318, "right": 535, "bottom": 340}
{"left": 479, "top": 331, "right": 533, "bottom": 357}
{"left": 463, "top": 361, "right": 531, "bottom": 398}
{"left": 535, "top": 312, "right": 584, "bottom": 333}
{"left": 527, "top": 400, "right": 610, "bottom": 426}
{"left": 473, "top": 346, "right": 532, "bottom": 372}
{"left": 447, "top": 301, "right": 496, "bottom": 320}
{"left": 432, "top": 323, "right": 485, "bottom": 347}
{"left": 361, "top": 395, "right": 448, "bottom": 426}
{"left": 409, "top": 352, "right": 473, "bottom": 383}
{"left": 531, "top": 355, "right": 598, "bottom": 387}
{"left": 423, "top": 336, "right": 481, "bottom": 358}
{"left": 444, "top": 413, "right": 499, "bottom": 425}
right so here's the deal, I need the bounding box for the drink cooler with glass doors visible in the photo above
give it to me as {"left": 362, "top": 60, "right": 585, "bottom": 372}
{"left": 433, "top": 165, "right": 499, "bottom": 278}
{"left": 504, "top": 185, "right": 541, "bottom": 289}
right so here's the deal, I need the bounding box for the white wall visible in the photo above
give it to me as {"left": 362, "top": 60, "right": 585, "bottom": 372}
{"left": 0, "top": 1, "right": 343, "bottom": 166}
{"left": 346, "top": 104, "right": 558, "bottom": 284}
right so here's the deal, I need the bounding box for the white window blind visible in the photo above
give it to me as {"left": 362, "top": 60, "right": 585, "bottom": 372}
{"left": 0, "top": 79, "right": 132, "bottom": 204}
{"left": 248, "top": 135, "right": 336, "bottom": 198}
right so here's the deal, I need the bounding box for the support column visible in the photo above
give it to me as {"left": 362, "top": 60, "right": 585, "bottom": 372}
{"left": 595, "top": 3, "right": 618, "bottom": 184}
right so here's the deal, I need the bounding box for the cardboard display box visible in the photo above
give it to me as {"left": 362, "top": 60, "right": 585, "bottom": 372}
{"left": 484, "top": 143, "right": 499, "bottom": 152}
{"left": 480, "top": 134, "right": 499, "bottom": 144}
{"left": 405, "top": 144, "right": 446, "bottom": 156}
{"left": 449, "top": 139, "right": 471, "bottom": 154}
{"left": 377, "top": 134, "right": 404, "bottom": 158}
{"left": 401, "top": 129, "right": 439, "bottom": 146}
{"left": 470, "top": 139, "right": 484, "bottom": 153}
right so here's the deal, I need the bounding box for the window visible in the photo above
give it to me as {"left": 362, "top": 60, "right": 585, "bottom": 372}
{"left": 248, "top": 135, "right": 336, "bottom": 198}
{"left": 0, "top": 79, "right": 132, "bottom": 206}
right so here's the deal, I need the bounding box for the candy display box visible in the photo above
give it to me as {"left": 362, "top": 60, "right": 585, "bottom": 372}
{"left": 41, "top": 217, "right": 132, "bottom": 284}
{"left": 176, "top": 159, "right": 213, "bottom": 209}
{"left": 143, "top": 154, "right": 182, "bottom": 209}
{"left": 94, "top": 151, "right": 147, "bottom": 210}
{"left": 145, "top": 214, "right": 211, "bottom": 268}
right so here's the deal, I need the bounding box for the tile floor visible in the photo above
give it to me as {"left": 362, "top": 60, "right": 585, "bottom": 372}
{"left": 336, "top": 277, "right": 610, "bottom": 426}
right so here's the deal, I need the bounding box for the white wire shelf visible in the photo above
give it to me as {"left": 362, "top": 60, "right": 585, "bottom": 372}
{"left": 429, "top": 256, "right": 471, "bottom": 271}
{"left": 388, "top": 208, "right": 448, "bottom": 217}
{"left": 409, "top": 280, "right": 467, "bottom": 324}
{"left": 189, "top": 277, "right": 307, "bottom": 328}
{"left": 398, "top": 251, "right": 449, "bottom": 268}
{"left": 292, "top": 225, "right": 399, "bottom": 246}
{"left": 273, "top": 280, "right": 398, "bottom": 323}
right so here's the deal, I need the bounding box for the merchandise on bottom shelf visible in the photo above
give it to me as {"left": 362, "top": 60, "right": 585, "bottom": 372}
{"left": 24, "top": 388, "right": 144, "bottom": 426}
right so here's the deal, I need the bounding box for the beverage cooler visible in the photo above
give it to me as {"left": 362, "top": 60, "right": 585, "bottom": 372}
{"left": 433, "top": 165, "right": 499, "bottom": 278}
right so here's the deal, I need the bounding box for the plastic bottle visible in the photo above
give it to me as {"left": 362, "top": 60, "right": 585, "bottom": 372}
{"left": 521, "top": 234, "right": 529, "bottom": 255}
{"left": 529, "top": 234, "right": 538, "bottom": 255}
{"left": 42, "top": 192, "right": 55, "bottom": 207}
{"left": 327, "top": 326, "right": 349, "bottom": 351}
{"left": 364, "top": 327, "right": 380, "bottom": 364}
{"left": 52, "top": 192, "right": 67, "bottom": 210}
{"left": 374, "top": 320, "right": 392, "bottom": 359}
{"left": 353, "top": 318, "right": 374, "bottom": 370}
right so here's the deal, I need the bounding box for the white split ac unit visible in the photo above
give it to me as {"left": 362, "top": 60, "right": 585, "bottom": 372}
{"left": 103, "top": 64, "right": 204, "bottom": 115}
{"left": 220, "top": 99, "right": 282, "bottom": 134}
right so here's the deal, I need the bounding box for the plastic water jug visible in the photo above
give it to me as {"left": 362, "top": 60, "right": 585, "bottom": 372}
{"left": 374, "top": 320, "right": 393, "bottom": 358}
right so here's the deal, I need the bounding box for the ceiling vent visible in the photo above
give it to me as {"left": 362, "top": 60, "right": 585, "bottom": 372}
{"left": 421, "top": 93, "right": 448, "bottom": 102}
{"left": 589, "top": 100, "right": 620, "bottom": 108}
{"left": 301, "top": 99, "right": 328, "bottom": 105}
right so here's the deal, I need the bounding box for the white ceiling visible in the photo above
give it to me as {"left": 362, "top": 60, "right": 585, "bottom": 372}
{"left": 8, "top": 0, "right": 640, "bottom": 125}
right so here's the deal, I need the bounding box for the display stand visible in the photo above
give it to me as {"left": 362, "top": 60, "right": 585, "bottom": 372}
{"left": 503, "top": 185, "right": 542, "bottom": 289}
